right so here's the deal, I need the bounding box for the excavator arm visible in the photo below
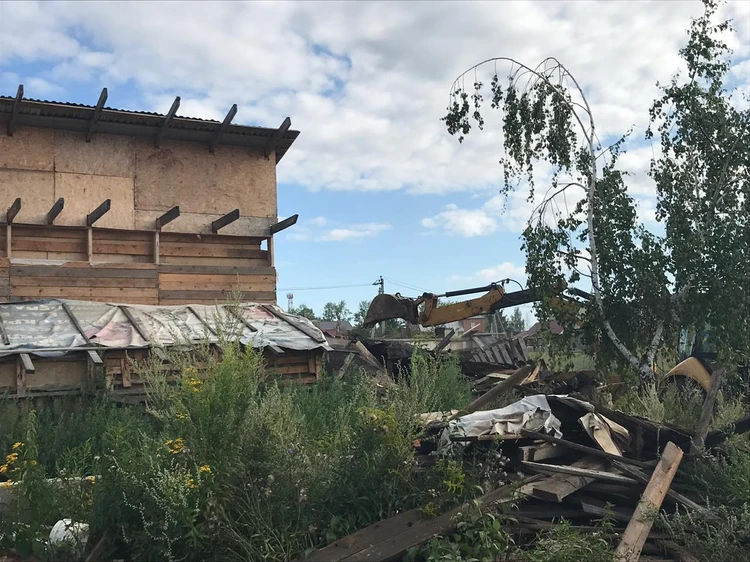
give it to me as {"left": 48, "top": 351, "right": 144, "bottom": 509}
{"left": 364, "top": 283, "right": 543, "bottom": 327}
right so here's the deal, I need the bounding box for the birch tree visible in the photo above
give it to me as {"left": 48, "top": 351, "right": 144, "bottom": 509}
{"left": 442, "top": 0, "right": 748, "bottom": 381}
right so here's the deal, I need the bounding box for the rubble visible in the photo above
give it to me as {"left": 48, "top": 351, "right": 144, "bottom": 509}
{"left": 305, "top": 364, "right": 714, "bottom": 562}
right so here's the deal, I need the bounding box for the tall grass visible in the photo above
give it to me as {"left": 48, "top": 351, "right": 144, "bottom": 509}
{"left": 0, "top": 342, "right": 473, "bottom": 561}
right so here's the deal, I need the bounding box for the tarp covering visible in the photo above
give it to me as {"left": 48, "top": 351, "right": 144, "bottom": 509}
{"left": 0, "top": 299, "right": 331, "bottom": 358}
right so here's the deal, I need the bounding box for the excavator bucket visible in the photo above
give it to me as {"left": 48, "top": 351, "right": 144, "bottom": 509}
{"left": 363, "top": 294, "right": 416, "bottom": 326}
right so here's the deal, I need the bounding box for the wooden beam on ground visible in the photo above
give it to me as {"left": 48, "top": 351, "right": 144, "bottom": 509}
{"left": 526, "top": 457, "right": 607, "bottom": 503}
{"left": 611, "top": 459, "right": 705, "bottom": 513}
{"left": 85, "top": 87, "right": 108, "bottom": 142}
{"left": 269, "top": 213, "right": 298, "bottom": 235}
{"left": 616, "top": 441, "right": 684, "bottom": 562}
{"left": 156, "top": 205, "right": 180, "bottom": 230}
{"left": 7, "top": 85, "right": 23, "bottom": 136}
{"left": 155, "top": 96, "right": 180, "bottom": 148}
{"left": 691, "top": 368, "right": 725, "bottom": 453}
{"left": 434, "top": 329, "right": 455, "bottom": 353}
{"left": 209, "top": 103, "right": 237, "bottom": 153}
{"left": 519, "top": 429, "right": 654, "bottom": 469}
{"left": 354, "top": 340, "right": 386, "bottom": 372}
{"left": 46, "top": 198, "right": 65, "bottom": 225}
{"left": 7, "top": 198, "right": 21, "bottom": 224}
{"left": 86, "top": 199, "right": 111, "bottom": 226}
{"left": 211, "top": 208, "right": 239, "bottom": 233}
{"left": 447, "top": 364, "right": 533, "bottom": 421}
{"left": 522, "top": 460, "right": 637, "bottom": 485}
{"left": 264, "top": 116, "right": 291, "bottom": 160}
{"left": 519, "top": 442, "right": 566, "bottom": 462}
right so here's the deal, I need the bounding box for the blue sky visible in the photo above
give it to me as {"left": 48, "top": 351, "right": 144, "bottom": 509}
{"left": 1, "top": 0, "right": 748, "bottom": 325}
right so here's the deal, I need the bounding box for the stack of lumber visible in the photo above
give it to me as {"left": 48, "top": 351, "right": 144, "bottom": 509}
{"left": 303, "top": 366, "right": 737, "bottom": 562}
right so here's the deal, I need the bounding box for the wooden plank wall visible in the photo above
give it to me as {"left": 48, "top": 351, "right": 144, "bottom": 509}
{"left": 0, "top": 224, "right": 276, "bottom": 305}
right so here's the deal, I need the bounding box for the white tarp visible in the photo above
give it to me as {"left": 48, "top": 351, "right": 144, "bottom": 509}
{"left": 0, "top": 299, "right": 331, "bottom": 358}
{"left": 438, "top": 395, "right": 563, "bottom": 455}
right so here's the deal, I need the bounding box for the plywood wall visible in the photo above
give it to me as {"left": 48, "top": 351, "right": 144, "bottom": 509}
{"left": 0, "top": 226, "right": 276, "bottom": 305}
{"left": 0, "top": 127, "right": 277, "bottom": 236}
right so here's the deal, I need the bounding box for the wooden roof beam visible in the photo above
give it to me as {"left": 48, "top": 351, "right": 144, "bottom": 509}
{"left": 211, "top": 208, "right": 239, "bottom": 233}
{"left": 209, "top": 103, "right": 237, "bottom": 153}
{"left": 46, "top": 198, "right": 65, "bottom": 225}
{"left": 155, "top": 96, "right": 180, "bottom": 148}
{"left": 85, "top": 87, "right": 108, "bottom": 142}
{"left": 156, "top": 205, "right": 180, "bottom": 230}
{"left": 7, "top": 198, "right": 21, "bottom": 224}
{"left": 269, "top": 214, "right": 298, "bottom": 235}
{"left": 264, "top": 116, "right": 291, "bottom": 161}
{"left": 87, "top": 199, "right": 111, "bottom": 226}
{"left": 19, "top": 353, "right": 35, "bottom": 374}
{"left": 6, "top": 84, "right": 23, "bottom": 136}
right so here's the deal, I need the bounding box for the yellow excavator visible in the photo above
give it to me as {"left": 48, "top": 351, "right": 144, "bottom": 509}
{"left": 364, "top": 282, "right": 723, "bottom": 392}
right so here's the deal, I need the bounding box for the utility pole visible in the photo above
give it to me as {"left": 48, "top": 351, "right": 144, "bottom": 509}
{"left": 286, "top": 292, "right": 294, "bottom": 313}
{"left": 373, "top": 276, "right": 384, "bottom": 295}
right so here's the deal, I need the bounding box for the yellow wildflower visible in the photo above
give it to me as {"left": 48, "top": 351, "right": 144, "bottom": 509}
{"left": 176, "top": 413, "right": 188, "bottom": 420}
{"left": 12, "top": 442, "right": 23, "bottom": 450}
{"left": 186, "top": 478, "right": 197, "bottom": 489}
{"left": 0, "top": 464, "right": 7, "bottom": 474}
{"left": 198, "top": 464, "right": 211, "bottom": 474}
{"left": 30, "top": 460, "right": 37, "bottom": 466}
{"left": 0, "top": 481, "right": 12, "bottom": 489}
{"left": 5, "top": 453, "right": 18, "bottom": 464}
{"left": 86, "top": 476, "right": 96, "bottom": 484}
{"left": 165, "top": 437, "right": 186, "bottom": 454}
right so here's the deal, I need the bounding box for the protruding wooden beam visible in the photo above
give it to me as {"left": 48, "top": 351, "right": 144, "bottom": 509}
{"left": 269, "top": 213, "right": 298, "bottom": 235}
{"left": 46, "top": 198, "right": 65, "bottom": 225}
{"left": 87, "top": 199, "right": 111, "bottom": 226}
{"left": 19, "top": 353, "right": 34, "bottom": 373}
{"left": 6, "top": 198, "right": 21, "bottom": 224}
{"left": 211, "top": 208, "right": 239, "bottom": 233}
{"left": 155, "top": 96, "right": 180, "bottom": 148}
{"left": 156, "top": 206, "right": 180, "bottom": 230}
{"left": 209, "top": 104, "right": 237, "bottom": 153}
{"left": 86, "top": 87, "right": 108, "bottom": 142}
{"left": 7, "top": 85, "right": 23, "bottom": 136}
{"left": 0, "top": 313, "right": 10, "bottom": 345}
{"left": 264, "top": 116, "right": 291, "bottom": 160}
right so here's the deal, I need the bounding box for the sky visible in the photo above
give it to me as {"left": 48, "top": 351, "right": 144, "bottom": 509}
{"left": 1, "top": 0, "right": 748, "bottom": 326}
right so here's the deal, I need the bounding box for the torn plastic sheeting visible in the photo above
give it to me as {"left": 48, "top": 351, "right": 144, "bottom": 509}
{"left": 67, "top": 301, "right": 148, "bottom": 348}
{"left": 236, "top": 304, "right": 333, "bottom": 351}
{"left": 438, "top": 395, "right": 563, "bottom": 455}
{"left": 125, "top": 305, "right": 218, "bottom": 347}
{"left": 0, "top": 300, "right": 86, "bottom": 355}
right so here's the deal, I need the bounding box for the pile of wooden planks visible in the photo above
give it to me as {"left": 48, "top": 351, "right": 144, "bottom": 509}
{"left": 303, "top": 378, "right": 718, "bottom": 561}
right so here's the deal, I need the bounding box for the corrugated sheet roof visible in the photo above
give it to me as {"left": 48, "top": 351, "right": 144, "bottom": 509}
{"left": 0, "top": 299, "right": 331, "bottom": 358}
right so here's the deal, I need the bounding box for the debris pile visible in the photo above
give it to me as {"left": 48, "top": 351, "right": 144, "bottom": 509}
{"left": 306, "top": 364, "right": 730, "bottom": 562}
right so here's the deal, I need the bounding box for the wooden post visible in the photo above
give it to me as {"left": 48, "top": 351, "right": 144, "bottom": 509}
{"left": 267, "top": 236, "right": 275, "bottom": 266}
{"left": 154, "top": 230, "right": 160, "bottom": 265}
{"left": 5, "top": 224, "right": 11, "bottom": 260}
{"left": 692, "top": 367, "right": 725, "bottom": 453}
{"left": 616, "top": 441, "right": 684, "bottom": 562}
{"left": 87, "top": 227, "right": 93, "bottom": 263}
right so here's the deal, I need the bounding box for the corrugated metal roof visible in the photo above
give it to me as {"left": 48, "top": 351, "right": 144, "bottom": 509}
{"left": 0, "top": 88, "right": 299, "bottom": 159}
{"left": 0, "top": 299, "right": 331, "bottom": 358}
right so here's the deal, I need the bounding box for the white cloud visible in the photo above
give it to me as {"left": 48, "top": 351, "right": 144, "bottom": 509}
{"left": 0, "top": 0, "right": 747, "bottom": 205}
{"left": 286, "top": 217, "right": 390, "bottom": 242}
{"left": 421, "top": 204, "right": 498, "bottom": 237}
{"left": 450, "top": 261, "right": 527, "bottom": 285}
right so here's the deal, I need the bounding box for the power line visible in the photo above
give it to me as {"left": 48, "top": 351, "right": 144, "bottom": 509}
{"left": 383, "top": 276, "right": 429, "bottom": 293}
{"left": 277, "top": 283, "right": 375, "bottom": 291}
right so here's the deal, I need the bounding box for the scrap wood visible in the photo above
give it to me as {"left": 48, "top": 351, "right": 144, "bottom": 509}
{"left": 521, "top": 460, "right": 638, "bottom": 485}
{"left": 691, "top": 367, "right": 725, "bottom": 454}
{"left": 447, "top": 364, "right": 534, "bottom": 421}
{"left": 433, "top": 329, "right": 455, "bottom": 353}
{"left": 578, "top": 412, "right": 630, "bottom": 456}
{"left": 522, "top": 456, "right": 607, "bottom": 503}
{"left": 519, "top": 429, "right": 655, "bottom": 469}
{"left": 616, "top": 441, "right": 684, "bottom": 562}
{"left": 519, "top": 442, "right": 566, "bottom": 462}
{"left": 611, "top": 459, "right": 706, "bottom": 513}
{"left": 354, "top": 341, "right": 386, "bottom": 372}
{"left": 304, "top": 475, "right": 540, "bottom": 562}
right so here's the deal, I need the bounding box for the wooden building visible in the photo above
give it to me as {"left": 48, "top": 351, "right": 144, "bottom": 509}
{"left": 0, "top": 85, "right": 300, "bottom": 305}
{"left": 0, "top": 86, "right": 331, "bottom": 396}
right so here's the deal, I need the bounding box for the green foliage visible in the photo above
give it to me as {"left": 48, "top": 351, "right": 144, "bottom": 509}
{"left": 441, "top": 0, "right": 749, "bottom": 382}
{"left": 506, "top": 307, "right": 526, "bottom": 334}
{"left": 520, "top": 518, "right": 616, "bottom": 562}
{"left": 291, "top": 304, "right": 316, "bottom": 320}
{"left": 321, "top": 300, "right": 351, "bottom": 323}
